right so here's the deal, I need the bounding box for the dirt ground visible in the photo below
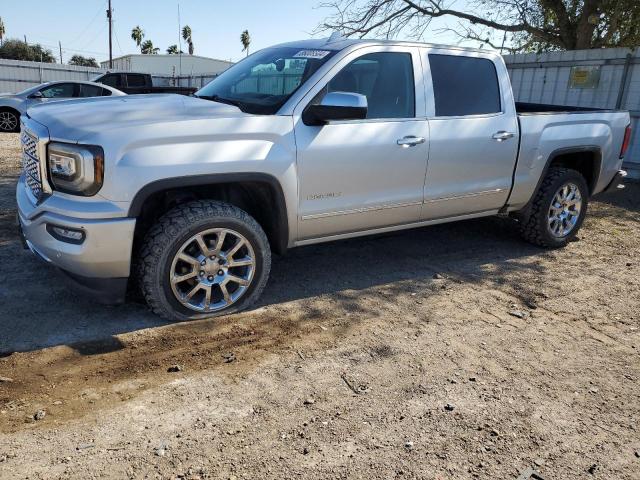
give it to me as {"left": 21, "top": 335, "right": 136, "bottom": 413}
{"left": 0, "top": 132, "right": 639, "bottom": 480}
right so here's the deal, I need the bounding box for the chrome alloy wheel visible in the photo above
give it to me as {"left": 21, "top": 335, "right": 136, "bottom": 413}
{"left": 0, "top": 111, "right": 18, "bottom": 132}
{"left": 547, "top": 182, "right": 582, "bottom": 237}
{"left": 169, "top": 228, "right": 256, "bottom": 312}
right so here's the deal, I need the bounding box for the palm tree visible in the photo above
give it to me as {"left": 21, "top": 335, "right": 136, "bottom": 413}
{"left": 240, "top": 30, "right": 251, "bottom": 57}
{"left": 141, "top": 40, "right": 159, "bottom": 55}
{"left": 166, "top": 44, "right": 180, "bottom": 54}
{"left": 182, "top": 25, "right": 194, "bottom": 55}
{"left": 0, "top": 17, "right": 5, "bottom": 46}
{"left": 131, "top": 25, "right": 144, "bottom": 52}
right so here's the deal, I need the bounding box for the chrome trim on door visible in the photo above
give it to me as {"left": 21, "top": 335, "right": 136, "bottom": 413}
{"left": 425, "top": 188, "right": 504, "bottom": 204}
{"left": 301, "top": 200, "right": 422, "bottom": 221}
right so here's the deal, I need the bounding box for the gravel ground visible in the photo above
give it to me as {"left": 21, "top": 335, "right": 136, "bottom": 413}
{"left": 0, "top": 132, "right": 639, "bottom": 479}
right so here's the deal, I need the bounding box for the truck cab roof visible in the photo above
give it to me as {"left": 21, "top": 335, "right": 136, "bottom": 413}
{"left": 272, "top": 36, "right": 494, "bottom": 55}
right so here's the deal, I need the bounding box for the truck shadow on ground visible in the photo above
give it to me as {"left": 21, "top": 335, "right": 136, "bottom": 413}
{"left": 0, "top": 210, "right": 550, "bottom": 356}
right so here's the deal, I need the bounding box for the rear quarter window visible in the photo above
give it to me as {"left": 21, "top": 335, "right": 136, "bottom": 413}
{"left": 428, "top": 54, "right": 501, "bottom": 117}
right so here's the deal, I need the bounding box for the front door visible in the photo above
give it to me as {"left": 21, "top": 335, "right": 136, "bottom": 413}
{"left": 293, "top": 46, "right": 429, "bottom": 240}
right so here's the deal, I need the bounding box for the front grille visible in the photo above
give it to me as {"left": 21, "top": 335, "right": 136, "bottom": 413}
{"left": 21, "top": 131, "right": 43, "bottom": 200}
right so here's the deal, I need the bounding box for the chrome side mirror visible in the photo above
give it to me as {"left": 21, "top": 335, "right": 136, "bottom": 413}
{"left": 303, "top": 92, "right": 368, "bottom": 125}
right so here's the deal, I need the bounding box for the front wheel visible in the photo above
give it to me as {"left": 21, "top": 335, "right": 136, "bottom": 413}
{"left": 519, "top": 167, "right": 589, "bottom": 248}
{"left": 138, "top": 200, "right": 271, "bottom": 321}
{"left": 0, "top": 109, "right": 19, "bottom": 133}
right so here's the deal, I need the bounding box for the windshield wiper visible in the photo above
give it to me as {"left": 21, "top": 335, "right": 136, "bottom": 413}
{"left": 196, "top": 94, "right": 245, "bottom": 110}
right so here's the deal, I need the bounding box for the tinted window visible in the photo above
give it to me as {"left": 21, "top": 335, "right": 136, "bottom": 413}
{"left": 428, "top": 54, "right": 501, "bottom": 116}
{"left": 79, "top": 84, "right": 103, "bottom": 97}
{"left": 102, "top": 88, "right": 113, "bottom": 96}
{"left": 100, "top": 74, "right": 121, "bottom": 88}
{"left": 40, "top": 83, "right": 76, "bottom": 98}
{"left": 127, "top": 74, "right": 147, "bottom": 87}
{"left": 326, "top": 52, "right": 415, "bottom": 119}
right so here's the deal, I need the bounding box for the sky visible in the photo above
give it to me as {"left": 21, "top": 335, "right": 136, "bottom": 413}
{"left": 1, "top": 0, "right": 481, "bottom": 64}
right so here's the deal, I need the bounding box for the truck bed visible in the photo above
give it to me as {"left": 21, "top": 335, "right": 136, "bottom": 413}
{"left": 508, "top": 106, "right": 630, "bottom": 211}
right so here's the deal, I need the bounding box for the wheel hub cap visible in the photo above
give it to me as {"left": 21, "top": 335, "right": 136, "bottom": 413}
{"left": 547, "top": 182, "right": 582, "bottom": 238}
{"left": 0, "top": 111, "right": 17, "bottom": 131}
{"left": 170, "top": 228, "right": 256, "bottom": 313}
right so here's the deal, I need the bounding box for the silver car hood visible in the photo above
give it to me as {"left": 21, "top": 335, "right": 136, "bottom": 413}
{"left": 26, "top": 94, "right": 247, "bottom": 142}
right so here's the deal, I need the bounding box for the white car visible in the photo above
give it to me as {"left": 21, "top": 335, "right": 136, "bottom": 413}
{"left": 0, "top": 80, "right": 125, "bottom": 132}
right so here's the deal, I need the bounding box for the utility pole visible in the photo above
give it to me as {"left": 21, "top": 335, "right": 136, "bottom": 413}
{"left": 178, "top": 1, "right": 182, "bottom": 77}
{"left": 107, "top": 0, "right": 113, "bottom": 68}
{"left": 24, "top": 34, "right": 27, "bottom": 44}
{"left": 59, "top": 41, "right": 63, "bottom": 64}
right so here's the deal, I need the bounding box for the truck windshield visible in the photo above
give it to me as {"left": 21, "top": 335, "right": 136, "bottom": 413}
{"left": 195, "top": 47, "right": 337, "bottom": 115}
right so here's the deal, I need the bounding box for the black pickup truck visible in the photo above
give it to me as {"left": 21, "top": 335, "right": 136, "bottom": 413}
{"left": 93, "top": 72, "right": 197, "bottom": 96}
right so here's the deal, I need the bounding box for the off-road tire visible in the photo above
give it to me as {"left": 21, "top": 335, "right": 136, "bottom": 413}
{"left": 138, "top": 200, "right": 271, "bottom": 321}
{"left": 519, "top": 167, "right": 589, "bottom": 248}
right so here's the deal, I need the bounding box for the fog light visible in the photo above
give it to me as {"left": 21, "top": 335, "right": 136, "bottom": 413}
{"left": 46, "top": 224, "right": 85, "bottom": 244}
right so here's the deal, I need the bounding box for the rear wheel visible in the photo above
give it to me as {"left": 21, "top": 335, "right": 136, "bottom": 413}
{"left": 0, "top": 109, "right": 19, "bottom": 133}
{"left": 138, "top": 200, "right": 271, "bottom": 321}
{"left": 519, "top": 167, "right": 589, "bottom": 248}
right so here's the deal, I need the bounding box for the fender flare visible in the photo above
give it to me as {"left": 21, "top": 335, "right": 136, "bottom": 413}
{"left": 128, "top": 172, "right": 289, "bottom": 254}
{"left": 515, "top": 145, "right": 602, "bottom": 216}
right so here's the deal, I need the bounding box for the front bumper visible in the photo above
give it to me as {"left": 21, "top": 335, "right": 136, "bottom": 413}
{"left": 17, "top": 175, "right": 136, "bottom": 303}
{"left": 602, "top": 170, "right": 627, "bottom": 194}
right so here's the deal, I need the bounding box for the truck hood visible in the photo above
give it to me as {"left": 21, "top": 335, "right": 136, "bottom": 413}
{"left": 26, "top": 94, "right": 248, "bottom": 141}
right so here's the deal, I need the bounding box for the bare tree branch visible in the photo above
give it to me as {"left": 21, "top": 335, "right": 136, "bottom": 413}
{"left": 317, "top": 0, "right": 640, "bottom": 52}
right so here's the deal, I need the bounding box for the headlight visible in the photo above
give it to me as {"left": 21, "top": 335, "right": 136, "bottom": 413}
{"left": 47, "top": 143, "right": 104, "bottom": 196}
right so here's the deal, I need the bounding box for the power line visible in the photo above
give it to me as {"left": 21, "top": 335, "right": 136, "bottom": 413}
{"left": 113, "top": 20, "right": 124, "bottom": 55}
{"left": 68, "top": 0, "right": 108, "bottom": 46}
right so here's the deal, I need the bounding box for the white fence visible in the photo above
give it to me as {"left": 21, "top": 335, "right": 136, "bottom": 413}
{"left": 504, "top": 48, "right": 640, "bottom": 178}
{"left": 0, "top": 58, "right": 218, "bottom": 93}
{"left": 0, "top": 58, "right": 106, "bottom": 92}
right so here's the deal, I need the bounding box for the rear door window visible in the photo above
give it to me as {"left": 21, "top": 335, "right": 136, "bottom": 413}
{"left": 79, "top": 84, "right": 104, "bottom": 97}
{"left": 428, "top": 54, "right": 501, "bottom": 116}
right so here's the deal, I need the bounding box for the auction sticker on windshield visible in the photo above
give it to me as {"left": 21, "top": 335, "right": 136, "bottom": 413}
{"left": 293, "top": 50, "right": 331, "bottom": 59}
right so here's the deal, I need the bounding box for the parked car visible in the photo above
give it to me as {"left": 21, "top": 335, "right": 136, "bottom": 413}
{"left": 17, "top": 38, "right": 631, "bottom": 321}
{"left": 0, "top": 81, "right": 125, "bottom": 133}
{"left": 92, "top": 72, "right": 197, "bottom": 96}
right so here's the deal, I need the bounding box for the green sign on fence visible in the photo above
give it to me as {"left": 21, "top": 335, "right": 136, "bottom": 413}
{"left": 569, "top": 66, "right": 601, "bottom": 89}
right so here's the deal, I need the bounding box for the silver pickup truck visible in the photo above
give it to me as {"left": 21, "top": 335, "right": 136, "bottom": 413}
{"left": 17, "top": 38, "right": 631, "bottom": 321}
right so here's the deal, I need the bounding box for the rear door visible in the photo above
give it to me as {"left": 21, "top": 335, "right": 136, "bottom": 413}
{"left": 293, "top": 45, "right": 429, "bottom": 240}
{"left": 420, "top": 49, "right": 519, "bottom": 219}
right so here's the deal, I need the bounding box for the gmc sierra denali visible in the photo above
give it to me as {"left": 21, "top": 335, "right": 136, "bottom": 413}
{"left": 17, "top": 37, "right": 631, "bottom": 321}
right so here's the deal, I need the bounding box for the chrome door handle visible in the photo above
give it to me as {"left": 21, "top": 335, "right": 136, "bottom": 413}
{"left": 397, "top": 136, "right": 426, "bottom": 147}
{"left": 492, "top": 131, "right": 515, "bottom": 142}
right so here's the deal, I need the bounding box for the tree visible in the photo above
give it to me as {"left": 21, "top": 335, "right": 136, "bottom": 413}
{"left": 131, "top": 25, "right": 145, "bottom": 52}
{"left": 166, "top": 44, "right": 182, "bottom": 54}
{"left": 182, "top": 25, "right": 194, "bottom": 55}
{"left": 69, "top": 54, "right": 99, "bottom": 67}
{"left": 0, "top": 38, "right": 56, "bottom": 62}
{"left": 240, "top": 30, "right": 251, "bottom": 56}
{"left": 141, "top": 40, "right": 159, "bottom": 55}
{"left": 318, "top": 0, "right": 640, "bottom": 52}
{"left": 0, "top": 17, "right": 5, "bottom": 46}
